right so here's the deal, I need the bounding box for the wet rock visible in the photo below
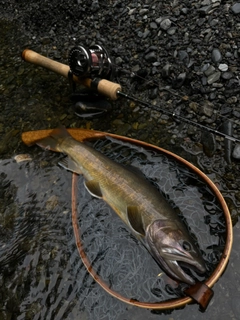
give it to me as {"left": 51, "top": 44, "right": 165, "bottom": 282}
{"left": 204, "top": 65, "right": 216, "bottom": 76}
{"left": 162, "top": 63, "right": 172, "bottom": 78}
{"left": 232, "top": 144, "right": 240, "bottom": 159}
{"left": 231, "top": 3, "right": 240, "bottom": 14}
{"left": 212, "top": 48, "right": 222, "bottom": 64}
{"left": 160, "top": 18, "right": 171, "bottom": 30}
{"left": 115, "top": 56, "right": 123, "bottom": 65}
{"left": 201, "top": 131, "right": 216, "bottom": 157}
{"left": 128, "top": 8, "right": 136, "bottom": 15}
{"left": 139, "top": 9, "right": 149, "bottom": 15}
{"left": 150, "top": 22, "right": 158, "bottom": 29}
{"left": 226, "top": 96, "right": 238, "bottom": 104}
{"left": 155, "top": 17, "right": 163, "bottom": 24}
{"left": 233, "top": 110, "right": 240, "bottom": 118}
{"left": 198, "top": 5, "right": 213, "bottom": 15}
{"left": 145, "top": 51, "right": 157, "bottom": 62}
{"left": 177, "top": 50, "right": 190, "bottom": 66}
{"left": 221, "top": 71, "right": 233, "bottom": 80}
{"left": 14, "top": 154, "right": 32, "bottom": 163}
{"left": 149, "top": 87, "right": 158, "bottom": 99}
{"left": 115, "top": 123, "right": 131, "bottom": 135}
{"left": 181, "top": 8, "right": 188, "bottom": 14}
{"left": 189, "top": 101, "right": 199, "bottom": 113}
{"left": 172, "top": 72, "right": 187, "bottom": 89}
{"left": 200, "top": 100, "right": 214, "bottom": 117}
{"left": 207, "top": 71, "right": 221, "bottom": 84}
{"left": 142, "top": 30, "right": 151, "bottom": 39}
{"left": 167, "top": 27, "right": 177, "bottom": 35}
{"left": 218, "top": 64, "right": 228, "bottom": 72}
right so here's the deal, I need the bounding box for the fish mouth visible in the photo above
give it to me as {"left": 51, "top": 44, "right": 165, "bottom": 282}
{"left": 159, "top": 249, "right": 206, "bottom": 285}
{"left": 145, "top": 219, "right": 206, "bottom": 285}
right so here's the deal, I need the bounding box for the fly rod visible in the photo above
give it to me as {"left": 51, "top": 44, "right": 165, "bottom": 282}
{"left": 21, "top": 47, "right": 240, "bottom": 144}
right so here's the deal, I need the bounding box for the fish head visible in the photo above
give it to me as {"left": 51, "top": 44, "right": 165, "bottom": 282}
{"left": 145, "top": 219, "right": 206, "bottom": 285}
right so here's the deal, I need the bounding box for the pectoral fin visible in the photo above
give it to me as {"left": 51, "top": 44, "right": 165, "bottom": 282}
{"left": 85, "top": 180, "right": 103, "bottom": 198}
{"left": 58, "top": 157, "right": 83, "bottom": 174}
{"left": 127, "top": 206, "right": 145, "bottom": 236}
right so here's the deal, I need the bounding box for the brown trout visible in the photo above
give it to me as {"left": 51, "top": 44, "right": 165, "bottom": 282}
{"left": 36, "top": 126, "right": 206, "bottom": 285}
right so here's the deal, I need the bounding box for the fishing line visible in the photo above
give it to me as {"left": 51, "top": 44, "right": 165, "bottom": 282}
{"left": 22, "top": 47, "right": 240, "bottom": 143}
{"left": 117, "top": 90, "right": 240, "bottom": 144}
{"left": 109, "top": 60, "right": 240, "bottom": 128}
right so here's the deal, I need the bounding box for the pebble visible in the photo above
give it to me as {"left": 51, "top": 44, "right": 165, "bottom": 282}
{"left": 128, "top": 8, "right": 136, "bottom": 15}
{"left": 200, "top": 101, "right": 214, "bottom": 117}
{"left": 221, "top": 71, "right": 233, "bottom": 80}
{"left": 232, "top": 144, "right": 240, "bottom": 159}
{"left": 181, "top": 8, "right": 188, "bottom": 14}
{"left": 150, "top": 22, "right": 158, "bottom": 29}
{"left": 149, "top": 87, "right": 158, "bottom": 99}
{"left": 172, "top": 72, "right": 187, "bottom": 88}
{"left": 155, "top": 17, "right": 163, "bottom": 24}
{"left": 160, "top": 18, "right": 171, "bottom": 30}
{"left": 145, "top": 51, "right": 157, "bottom": 62}
{"left": 212, "top": 48, "right": 222, "bottom": 64}
{"left": 231, "top": 3, "right": 240, "bottom": 14}
{"left": 225, "top": 52, "right": 232, "bottom": 58}
{"left": 177, "top": 50, "right": 189, "bottom": 66}
{"left": 204, "top": 65, "right": 216, "bottom": 76}
{"left": 14, "top": 154, "right": 32, "bottom": 163}
{"left": 139, "top": 9, "right": 149, "bottom": 15}
{"left": 198, "top": 5, "right": 213, "bottom": 15}
{"left": 233, "top": 110, "right": 240, "bottom": 118}
{"left": 201, "top": 131, "right": 216, "bottom": 157}
{"left": 207, "top": 71, "right": 221, "bottom": 84}
{"left": 189, "top": 101, "right": 199, "bottom": 112}
{"left": 218, "top": 63, "right": 228, "bottom": 72}
{"left": 142, "top": 30, "right": 151, "bottom": 39}
{"left": 226, "top": 96, "right": 238, "bottom": 104}
{"left": 167, "top": 27, "right": 177, "bottom": 35}
{"left": 162, "top": 63, "right": 172, "bottom": 78}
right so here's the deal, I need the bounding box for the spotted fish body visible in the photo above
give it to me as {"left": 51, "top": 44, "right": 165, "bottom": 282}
{"left": 36, "top": 127, "right": 206, "bottom": 285}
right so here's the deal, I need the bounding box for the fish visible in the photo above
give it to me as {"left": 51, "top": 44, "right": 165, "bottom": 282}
{"left": 35, "top": 126, "right": 206, "bottom": 285}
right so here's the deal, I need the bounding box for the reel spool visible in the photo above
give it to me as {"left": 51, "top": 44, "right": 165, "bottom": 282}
{"left": 68, "top": 44, "right": 115, "bottom": 80}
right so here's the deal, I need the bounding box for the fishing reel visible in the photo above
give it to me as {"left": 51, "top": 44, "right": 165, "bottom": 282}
{"left": 68, "top": 44, "right": 116, "bottom": 118}
{"left": 68, "top": 44, "right": 115, "bottom": 80}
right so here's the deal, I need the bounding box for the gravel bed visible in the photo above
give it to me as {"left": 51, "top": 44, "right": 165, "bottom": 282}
{"left": 0, "top": 1, "right": 240, "bottom": 319}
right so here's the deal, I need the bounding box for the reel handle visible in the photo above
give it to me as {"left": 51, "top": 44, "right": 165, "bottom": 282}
{"left": 21, "top": 49, "right": 121, "bottom": 100}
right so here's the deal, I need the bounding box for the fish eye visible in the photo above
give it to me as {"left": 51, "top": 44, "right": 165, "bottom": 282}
{"left": 182, "top": 241, "right": 192, "bottom": 252}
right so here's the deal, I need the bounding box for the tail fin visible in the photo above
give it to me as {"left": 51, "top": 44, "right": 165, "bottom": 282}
{"left": 36, "top": 125, "right": 71, "bottom": 152}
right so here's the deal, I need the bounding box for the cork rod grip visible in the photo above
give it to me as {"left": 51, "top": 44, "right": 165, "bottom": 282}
{"left": 97, "top": 79, "right": 121, "bottom": 100}
{"left": 21, "top": 49, "right": 122, "bottom": 100}
{"left": 22, "top": 49, "right": 71, "bottom": 79}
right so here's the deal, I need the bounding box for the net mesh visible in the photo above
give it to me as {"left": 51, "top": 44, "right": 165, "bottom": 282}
{"left": 75, "top": 137, "right": 227, "bottom": 303}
